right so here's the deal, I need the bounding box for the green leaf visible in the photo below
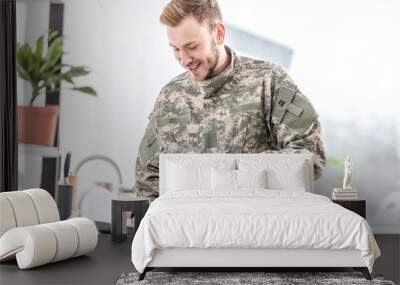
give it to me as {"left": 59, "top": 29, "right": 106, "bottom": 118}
{"left": 32, "top": 36, "right": 45, "bottom": 78}
{"left": 61, "top": 73, "right": 74, "bottom": 84}
{"left": 48, "top": 30, "right": 59, "bottom": 42}
{"left": 35, "top": 35, "right": 44, "bottom": 61}
{"left": 16, "top": 63, "right": 30, "bottom": 81}
{"left": 40, "top": 36, "right": 63, "bottom": 73}
{"left": 17, "top": 44, "right": 33, "bottom": 71}
{"left": 66, "top": 66, "right": 90, "bottom": 77}
{"left": 327, "top": 158, "right": 342, "bottom": 167}
{"left": 50, "top": 64, "right": 63, "bottom": 73}
{"left": 43, "top": 73, "right": 64, "bottom": 89}
{"left": 71, "top": 86, "right": 97, "bottom": 96}
{"left": 23, "top": 46, "right": 36, "bottom": 73}
{"left": 326, "top": 157, "right": 345, "bottom": 188}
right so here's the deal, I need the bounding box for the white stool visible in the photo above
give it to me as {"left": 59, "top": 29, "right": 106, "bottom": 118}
{"left": 0, "top": 189, "right": 98, "bottom": 269}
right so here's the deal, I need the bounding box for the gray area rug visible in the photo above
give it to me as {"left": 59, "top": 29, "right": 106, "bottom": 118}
{"left": 116, "top": 271, "right": 396, "bottom": 285}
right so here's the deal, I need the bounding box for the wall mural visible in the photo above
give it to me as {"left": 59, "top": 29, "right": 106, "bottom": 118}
{"left": 16, "top": 1, "right": 399, "bottom": 234}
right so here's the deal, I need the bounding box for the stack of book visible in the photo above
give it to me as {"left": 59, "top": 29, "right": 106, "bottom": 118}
{"left": 332, "top": 188, "right": 359, "bottom": 200}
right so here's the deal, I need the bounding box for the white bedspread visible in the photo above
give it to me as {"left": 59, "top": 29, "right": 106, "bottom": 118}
{"left": 131, "top": 190, "right": 380, "bottom": 273}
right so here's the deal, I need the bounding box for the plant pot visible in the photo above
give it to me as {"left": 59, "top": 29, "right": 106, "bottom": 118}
{"left": 17, "top": 106, "right": 59, "bottom": 146}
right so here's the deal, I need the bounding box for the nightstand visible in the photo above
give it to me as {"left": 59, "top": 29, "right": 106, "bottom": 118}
{"left": 332, "top": 199, "right": 366, "bottom": 218}
{"left": 111, "top": 194, "right": 149, "bottom": 242}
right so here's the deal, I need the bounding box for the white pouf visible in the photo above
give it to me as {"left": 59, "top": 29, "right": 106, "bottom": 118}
{"left": 0, "top": 196, "right": 17, "bottom": 237}
{"left": 0, "top": 218, "right": 98, "bottom": 269}
{"left": 1, "top": 191, "right": 40, "bottom": 227}
{"left": 0, "top": 189, "right": 60, "bottom": 236}
{"left": 24, "top": 188, "right": 60, "bottom": 223}
{"left": 0, "top": 189, "right": 98, "bottom": 269}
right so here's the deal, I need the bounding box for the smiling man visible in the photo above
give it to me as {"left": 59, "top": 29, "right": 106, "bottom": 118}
{"left": 166, "top": 10, "right": 229, "bottom": 81}
{"left": 135, "top": 0, "right": 326, "bottom": 200}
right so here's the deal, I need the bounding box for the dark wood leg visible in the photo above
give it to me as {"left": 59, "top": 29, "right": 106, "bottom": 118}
{"left": 138, "top": 268, "right": 148, "bottom": 281}
{"left": 111, "top": 200, "right": 123, "bottom": 241}
{"left": 354, "top": 267, "right": 372, "bottom": 280}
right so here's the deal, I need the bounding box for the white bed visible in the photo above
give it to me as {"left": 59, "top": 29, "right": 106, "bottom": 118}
{"left": 131, "top": 154, "right": 380, "bottom": 280}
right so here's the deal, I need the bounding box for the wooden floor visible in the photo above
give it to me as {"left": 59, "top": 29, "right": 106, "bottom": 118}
{"left": 0, "top": 234, "right": 398, "bottom": 285}
{"left": 374, "top": 234, "right": 400, "bottom": 284}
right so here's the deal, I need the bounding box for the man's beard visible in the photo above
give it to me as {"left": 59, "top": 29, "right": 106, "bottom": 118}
{"left": 188, "top": 40, "right": 220, "bottom": 81}
{"left": 204, "top": 41, "right": 219, "bottom": 80}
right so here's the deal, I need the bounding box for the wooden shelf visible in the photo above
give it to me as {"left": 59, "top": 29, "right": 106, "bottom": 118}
{"left": 18, "top": 143, "right": 60, "bottom": 157}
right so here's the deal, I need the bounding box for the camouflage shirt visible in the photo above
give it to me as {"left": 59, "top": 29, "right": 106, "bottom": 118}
{"left": 135, "top": 46, "right": 326, "bottom": 200}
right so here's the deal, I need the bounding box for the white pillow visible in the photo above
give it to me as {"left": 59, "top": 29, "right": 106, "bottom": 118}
{"left": 211, "top": 168, "right": 268, "bottom": 191}
{"left": 236, "top": 169, "right": 268, "bottom": 189}
{"left": 167, "top": 162, "right": 212, "bottom": 192}
{"left": 211, "top": 168, "right": 237, "bottom": 191}
{"left": 238, "top": 159, "right": 308, "bottom": 191}
{"left": 266, "top": 162, "right": 307, "bottom": 191}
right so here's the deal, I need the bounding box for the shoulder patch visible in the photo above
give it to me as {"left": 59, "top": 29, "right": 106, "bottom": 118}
{"left": 272, "top": 86, "right": 317, "bottom": 134}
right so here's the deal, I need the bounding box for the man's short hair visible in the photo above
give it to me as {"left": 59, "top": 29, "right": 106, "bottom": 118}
{"left": 160, "top": 0, "right": 223, "bottom": 28}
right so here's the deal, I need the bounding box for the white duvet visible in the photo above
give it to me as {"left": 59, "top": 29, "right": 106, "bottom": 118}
{"left": 131, "top": 190, "right": 380, "bottom": 273}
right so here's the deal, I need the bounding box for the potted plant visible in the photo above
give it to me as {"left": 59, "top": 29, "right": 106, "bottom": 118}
{"left": 16, "top": 31, "right": 96, "bottom": 146}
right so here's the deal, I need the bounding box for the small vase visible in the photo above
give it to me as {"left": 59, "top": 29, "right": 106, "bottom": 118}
{"left": 17, "top": 105, "right": 59, "bottom": 146}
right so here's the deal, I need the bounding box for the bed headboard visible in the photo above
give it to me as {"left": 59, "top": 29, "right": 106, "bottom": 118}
{"left": 159, "top": 153, "right": 314, "bottom": 195}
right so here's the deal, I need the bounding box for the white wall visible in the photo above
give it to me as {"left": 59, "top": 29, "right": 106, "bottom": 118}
{"left": 219, "top": 0, "right": 400, "bottom": 123}
{"left": 60, "top": 0, "right": 181, "bottom": 222}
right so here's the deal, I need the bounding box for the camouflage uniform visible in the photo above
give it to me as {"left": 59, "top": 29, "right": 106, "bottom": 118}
{"left": 135, "top": 46, "right": 326, "bottom": 200}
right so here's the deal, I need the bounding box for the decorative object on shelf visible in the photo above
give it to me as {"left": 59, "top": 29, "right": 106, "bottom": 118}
{"left": 16, "top": 31, "right": 97, "bottom": 146}
{"left": 112, "top": 194, "right": 149, "bottom": 242}
{"left": 342, "top": 155, "right": 353, "bottom": 190}
{"left": 56, "top": 184, "right": 73, "bottom": 220}
{"left": 55, "top": 151, "right": 73, "bottom": 220}
{"left": 332, "top": 188, "right": 359, "bottom": 200}
{"left": 332, "top": 155, "right": 359, "bottom": 200}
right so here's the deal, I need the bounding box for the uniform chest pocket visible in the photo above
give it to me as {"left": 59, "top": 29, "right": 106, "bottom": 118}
{"left": 230, "top": 102, "right": 263, "bottom": 152}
